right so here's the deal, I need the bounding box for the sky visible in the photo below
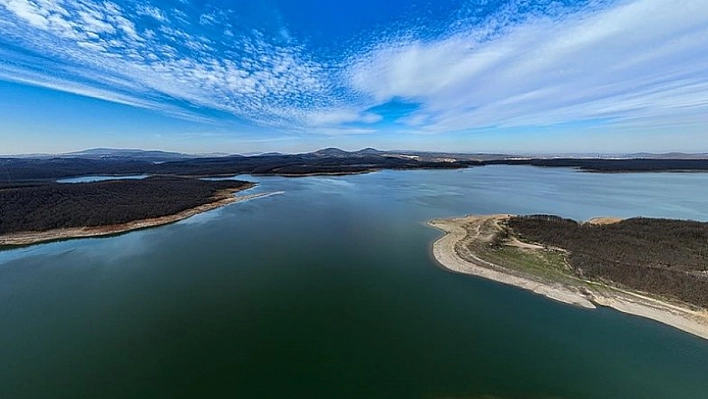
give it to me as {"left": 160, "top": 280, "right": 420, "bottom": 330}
{"left": 0, "top": 0, "right": 707, "bottom": 155}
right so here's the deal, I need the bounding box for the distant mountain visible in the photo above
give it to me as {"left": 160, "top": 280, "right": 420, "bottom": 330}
{"left": 6, "top": 147, "right": 708, "bottom": 183}
{"left": 64, "top": 148, "right": 194, "bottom": 162}
{"left": 311, "top": 147, "right": 389, "bottom": 158}
{"left": 385, "top": 150, "right": 511, "bottom": 162}
{"left": 311, "top": 148, "right": 350, "bottom": 157}
{"left": 354, "top": 147, "right": 384, "bottom": 155}
{"left": 304, "top": 147, "right": 514, "bottom": 162}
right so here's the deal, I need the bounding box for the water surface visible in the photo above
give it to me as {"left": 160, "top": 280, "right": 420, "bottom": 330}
{"left": 56, "top": 174, "right": 149, "bottom": 183}
{"left": 2, "top": 166, "right": 708, "bottom": 398}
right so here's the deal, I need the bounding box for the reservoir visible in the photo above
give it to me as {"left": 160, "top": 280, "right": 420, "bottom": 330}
{"left": 2, "top": 166, "right": 708, "bottom": 398}
{"left": 56, "top": 174, "right": 150, "bottom": 183}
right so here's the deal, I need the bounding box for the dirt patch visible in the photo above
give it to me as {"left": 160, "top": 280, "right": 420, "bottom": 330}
{"left": 585, "top": 217, "right": 623, "bottom": 225}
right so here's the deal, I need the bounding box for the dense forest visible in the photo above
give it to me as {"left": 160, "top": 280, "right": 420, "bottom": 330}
{"left": 0, "top": 158, "right": 152, "bottom": 182}
{"left": 3, "top": 151, "right": 708, "bottom": 244}
{"left": 0, "top": 152, "right": 467, "bottom": 182}
{"left": 506, "top": 215, "right": 708, "bottom": 308}
{"left": 0, "top": 177, "right": 251, "bottom": 235}
{"left": 4, "top": 152, "right": 708, "bottom": 183}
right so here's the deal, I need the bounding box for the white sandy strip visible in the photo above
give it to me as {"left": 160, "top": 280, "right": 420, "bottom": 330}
{"left": 428, "top": 215, "right": 708, "bottom": 341}
{"left": 591, "top": 288, "right": 708, "bottom": 341}
{"left": 234, "top": 191, "right": 284, "bottom": 202}
{"left": 428, "top": 217, "right": 596, "bottom": 309}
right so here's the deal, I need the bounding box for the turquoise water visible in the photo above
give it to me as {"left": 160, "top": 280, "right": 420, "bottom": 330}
{"left": 2, "top": 166, "right": 708, "bottom": 398}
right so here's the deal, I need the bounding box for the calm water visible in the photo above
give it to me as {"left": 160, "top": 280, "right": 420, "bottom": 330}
{"left": 2, "top": 166, "right": 708, "bottom": 398}
{"left": 57, "top": 174, "right": 150, "bottom": 183}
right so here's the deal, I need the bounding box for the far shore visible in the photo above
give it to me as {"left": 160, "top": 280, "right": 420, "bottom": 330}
{"left": 0, "top": 187, "right": 281, "bottom": 247}
{"left": 428, "top": 214, "right": 708, "bottom": 341}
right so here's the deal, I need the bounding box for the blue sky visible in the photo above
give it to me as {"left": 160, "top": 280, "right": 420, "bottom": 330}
{"left": 0, "top": 0, "right": 707, "bottom": 154}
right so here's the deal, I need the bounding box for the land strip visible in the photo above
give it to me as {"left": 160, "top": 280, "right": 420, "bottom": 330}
{"left": 0, "top": 185, "right": 279, "bottom": 247}
{"left": 429, "top": 214, "right": 708, "bottom": 340}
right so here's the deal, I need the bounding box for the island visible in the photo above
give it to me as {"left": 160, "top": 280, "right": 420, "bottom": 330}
{"left": 0, "top": 176, "right": 270, "bottom": 246}
{"left": 429, "top": 214, "right": 708, "bottom": 340}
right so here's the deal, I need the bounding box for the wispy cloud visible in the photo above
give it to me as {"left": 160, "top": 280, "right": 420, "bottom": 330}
{"left": 0, "top": 0, "right": 707, "bottom": 138}
{"left": 347, "top": 0, "right": 708, "bottom": 133}
{"left": 0, "top": 0, "right": 346, "bottom": 127}
{"left": 137, "top": 5, "right": 167, "bottom": 22}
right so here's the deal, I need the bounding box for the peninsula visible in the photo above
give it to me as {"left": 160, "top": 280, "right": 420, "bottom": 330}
{"left": 4, "top": 148, "right": 708, "bottom": 184}
{"left": 0, "top": 176, "right": 265, "bottom": 246}
{"left": 429, "top": 214, "right": 708, "bottom": 340}
{"left": 4, "top": 147, "right": 708, "bottom": 249}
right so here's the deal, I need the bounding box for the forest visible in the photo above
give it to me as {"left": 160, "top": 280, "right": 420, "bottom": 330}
{"left": 3, "top": 151, "right": 708, "bottom": 244}
{"left": 0, "top": 177, "right": 251, "bottom": 235}
{"left": 4, "top": 152, "right": 708, "bottom": 183}
{"left": 0, "top": 152, "right": 467, "bottom": 182}
{"left": 506, "top": 215, "right": 708, "bottom": 308}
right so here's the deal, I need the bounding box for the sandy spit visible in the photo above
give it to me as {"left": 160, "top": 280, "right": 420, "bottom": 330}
{"left": 0, "top": 188, "right": 281, "bottom": 247}
{"left": 428, "top": 216, "right": 596, "bottom": 309}
{"left": 428, "top": 215, "right": 708, "bottom": 341}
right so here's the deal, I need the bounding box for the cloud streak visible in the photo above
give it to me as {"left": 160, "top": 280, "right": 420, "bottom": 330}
{"left": 0, "top": 0, "right": 707, "bottom": 138}
{"left": 348, "top": 0, "right": 708, "bottom": 133}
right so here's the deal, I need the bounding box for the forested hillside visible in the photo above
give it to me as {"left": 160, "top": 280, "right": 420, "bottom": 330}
{"left": 506, "top": 215, "right": 708, "bottom": 308}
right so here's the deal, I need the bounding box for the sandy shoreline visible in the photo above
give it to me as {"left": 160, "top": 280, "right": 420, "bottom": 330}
{"left": 428, "top": 215, "right": 708, "bottom": 341}
{"left": 0, "top": 187, "right": 280, "bottom": 247}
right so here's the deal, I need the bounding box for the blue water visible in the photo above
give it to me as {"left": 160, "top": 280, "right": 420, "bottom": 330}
{"left": 2, "top": 166, "right": 708, "bottom": 398}
{"left": 56, "top": 174, "right": 150, "bottom": 183}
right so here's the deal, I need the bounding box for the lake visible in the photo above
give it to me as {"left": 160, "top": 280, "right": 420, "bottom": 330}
{"left": 2, "top": 166, "right": 708, "bottom": 398}
{"left": 56, "top": 174, "right": 150, "bottom": 183}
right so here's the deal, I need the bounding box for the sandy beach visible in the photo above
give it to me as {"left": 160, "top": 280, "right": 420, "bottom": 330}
{"left": 428, "top": 214, "right": 708, "bottom": 341}
{"left": 0, "top": 188, "right": 281, "bottom": 247}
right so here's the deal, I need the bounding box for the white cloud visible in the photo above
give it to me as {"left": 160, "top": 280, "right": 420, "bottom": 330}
{"left": 199, "top": 12, "right": 216, "bottom": 25}
{"left": 304, "top": 109, "right": 382, "bottom": 127}
{"left": 346, "top": 0, "right": 708, "bottom": 133}
{"left": 0, "top": 0, "right": 706, "bottom": 139}
{"left": 0, "top": 0, "right": 340, "bottom": 127}
{"left": 308, "top": 127, "right": 377, "bottom": 136}
{"left": 77, "top": 9, "right": 114, "bottom": 34}
{"left": 2, "top": 0, "right": 49, "bottom": 29}
{"left": 137, "top": 5, "right": 167, "bottom": 22}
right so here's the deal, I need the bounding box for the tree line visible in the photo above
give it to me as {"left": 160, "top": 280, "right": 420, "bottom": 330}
{"left": 0, "top": 177, "right": 250, "bottom": 234}
{"left": 506, "top": 215, "right": 708, "bottom": 308}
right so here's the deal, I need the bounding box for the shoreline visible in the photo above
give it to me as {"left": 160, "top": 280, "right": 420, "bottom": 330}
{"left": 428, "top": 214, "right": 708, "bottom": 341}
{"left": 0, "top": 186, "right": 279, "bottom": 247}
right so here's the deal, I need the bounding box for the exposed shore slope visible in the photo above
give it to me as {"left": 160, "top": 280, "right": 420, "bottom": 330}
{"left": 429, "top": 215, "right": 708, "bottom": 341}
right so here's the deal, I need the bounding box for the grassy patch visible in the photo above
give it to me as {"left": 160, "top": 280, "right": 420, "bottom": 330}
{"left": 470, "top": 239, "right": 582, "bottom": 286}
